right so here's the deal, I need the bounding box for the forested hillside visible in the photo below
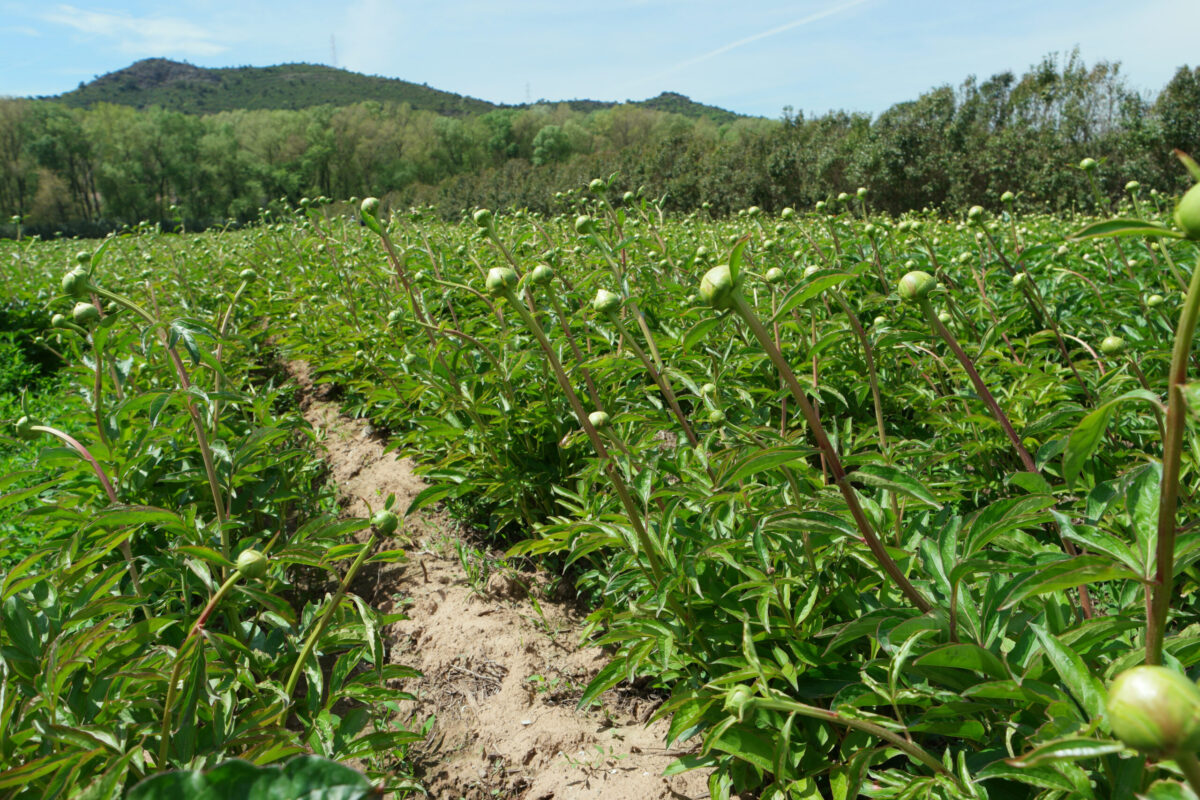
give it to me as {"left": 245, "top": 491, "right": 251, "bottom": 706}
{"left": 1, "top": 52, "right": 1197, "bottom": 233}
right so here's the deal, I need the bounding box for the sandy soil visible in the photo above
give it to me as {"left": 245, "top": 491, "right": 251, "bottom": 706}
{"left": 290, "top": 362, "right": 715, "bottom": 800}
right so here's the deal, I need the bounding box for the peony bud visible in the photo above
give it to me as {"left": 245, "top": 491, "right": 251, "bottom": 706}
{"left": 236, "top": 549, "right": 269, "bottom": 579}
{"left": 898, "top": 271, "right": 936, "bottom": 303}
{"left": 371, "top": 509, "right": 399, "bottom": 536}
{"left": 1107, "top": 666, "right": 1200, "bottom": 756}
{"left": 699, "top": 265, "right": 736, "bottom": 310}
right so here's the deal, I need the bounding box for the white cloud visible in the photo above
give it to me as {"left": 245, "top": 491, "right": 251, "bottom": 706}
{"left": 40, "top": 5, "right": 228, "bottom": 57}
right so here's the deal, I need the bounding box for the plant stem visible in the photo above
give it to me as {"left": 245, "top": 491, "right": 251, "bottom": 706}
{"left": 30, "top": 425, "right": 141, "bottom": 594}
{"left": 279, "top": 533, "right": 376, "bottom": 717}
{"left": 159, "top": 568, "right": 243, "bottom": 766}
{"left": 501, "top": 289, "right": 667, "bottom": 586}
{"left": 1179, "top": 753, "right": 1200, "bottom": 797}
{"left": 753, "top": 694, "right": 958, "bottom": 785}
{"left": 1146, "top": 253, "right": 1200, "bottom": 665}
{"left": 730, "top": 292, "right": 932, "bottom": 613}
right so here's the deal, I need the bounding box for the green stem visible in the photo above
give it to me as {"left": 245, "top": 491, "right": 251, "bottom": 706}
{"left": 30, "top": 425, "right": 141, "bottom": 595}
{"left": 729, "top": 292, "right": 932, "bottom": 613}
{"left": 159, "top": 569, "right": 243, "bottom": 766}
{"left": 501, "top": 289, "right": 667, "bottom": 586}
{"left": 1147, "top": 253, "right": 1200, "bottom": 665}
{"left": 280, "top": 534, "right": 377, "bottom": 718}
{"left": 753, "top": 694, "right": 957, "bottom": 784}
{"left": 1178, "top": 752, "right": 1200, "bottom": 797}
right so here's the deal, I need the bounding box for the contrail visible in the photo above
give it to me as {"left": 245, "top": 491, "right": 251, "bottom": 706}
{"left": 632, "top": 0, "right": 873, "bottom": 90}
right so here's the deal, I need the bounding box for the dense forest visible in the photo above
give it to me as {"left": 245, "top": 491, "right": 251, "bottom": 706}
{"left": 1, "top": 51, "right": 1198, "bottom": 234}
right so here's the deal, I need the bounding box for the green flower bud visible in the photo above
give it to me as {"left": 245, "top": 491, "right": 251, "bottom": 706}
{"left": 574, "top": 215, "right": 596, "bottom": 235}
{"left": 723, "top": 684, "right": 755, "bottom": 722}
{"left": 897, "top": 271, "right": 936, "bottom": 303}
{"left": 708, "top": 409, "right": 726, "bottom": 425}
{"left": 371, "top": 509, "right": 399, "bottom": 536}
{"left": 1001, "top": 191, "right": 1015, "bottom": 204}
{"left": 701, "top": 382, "right": 717, "bottom": 396}
{"left": 530, "top": 264, "right": 555, "bottom": 286}
{"left": 1012, "top": 272, "right": 1028, "bottom": 288}
{"left": 1107, "top": 665, "right": 1200, "bottom": 756}
{"left": 73, "top": 301, "right": 100, "bottom": 325}
{"left": 1099, "top": 335, "right": 1125, "bottom": 356}
{"left": 473, "top": 208, "right": 493, "bottom": 229}
{"left": 747, "top": 206, "right": 761, "bottom": 217}
{"left": 387, "top": 308, "right": 404, "bottom": 326}
{"left": 361, "top": 196, "right": 380, "bottom": 218}
{"left": 588, "top": 178, "right": 606, "bottom": 194}
{"left": 75, "top": 250, "right": 92, "bottom": 265}
{"left": 803, "top": 265, "right": 820, "bottom": 279}
{"left": 1148, "top": 294, "right": 1164, "bottom": 307}
{"left": 873, "top": 315, "right": 886, "bottom": 327}
{"left": 236, "top": 549, "right": 269, "bottom": 580}
{"left": 14, "top": 416, "right": 38, "bottom": 441}
{"left": 857, "top": 187, "right": 868, "bottom": 199}
{"left": 815, "top": 200, "right": 826, "bottom": 213}
{"left": 780, "top": 207, "right": 795, "bottom": 220}
{"left": 1175, "top": 184, "right": 1200, "bottom": 240}
{"left": 765, "top": 267, "right": 785, "bottom": 284}
{"left": 1125, "top": 181, "right": 1141, "bottom": 194}
{"left": 485, "top": 267, "right": 518, "bottom": 297}
{"left": 62, "top": 266, "right": 91, "bottom": 299}
{"left": 938, "top": 311, "right": 952, "bottom": 324}
{"left": 699, "top": 265, "right": 737, "bottom": 310}
{"left": 239, "top": 268, "right": 258, "bottom": 284}
{"left": 51, "top": 313, "right": 68, "bottom": 328}
{"left": 967, "top": 205, "right": 984, "bottom": 223}
{"left": 622, "top": 191, "right": 635, "bottom": 203}
{"left": 593, "top": 289, "right": 622, "bottom": 314}
{"left": 837, "top": 192, "right": 849, "bottom": 204}
{"left": 1079, "top": 157, "right": 1098, "bottom": 172}
{"left": 588, "top": 410, "right": 610, "bottom": 430}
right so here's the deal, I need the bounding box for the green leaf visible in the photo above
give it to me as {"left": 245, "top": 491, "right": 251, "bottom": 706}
{"left": 850, "top": 464, "right": 940, "bottom": 509}
{"left": 1126, "top": 461, "right": 1162, "bottom": 578}
{"left": 915, "top": 643, "right": 1009, "bottom": 679}
{"left": 1141, "top": 779, "right": 1200, "bottom": 800}
{"left": 125, "top": 756, "right": 374, "bottom": 800}
{"left": 976, "top": 762, "right": 1083, "bottom": 793}
{"left": 1069, "top": 218, "right": 1185, "bottom": 241}
{"left": 769, "top": 273, "right": 856, "bottom": 322}
{"left": 1005, "top": 736, "right": 1124, "bottom": 767}
{"left": 1029, "top": 624, "right": 1107, "bottom": 722}
{"left": 1003, "top": 556, "right": 1141, "bottom": 608}
{"left": 1063, "top": 390, "right": 1162, "bottom": 487}
{"left": 719, "top": 445, "right": 817, "bottom": 487}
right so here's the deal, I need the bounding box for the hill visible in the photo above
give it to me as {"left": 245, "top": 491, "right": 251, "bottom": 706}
{"left": 52, "top": 59, "right": 495, "bottom": 116}
{"left": 48, "top": 59, "right": 742, "bottom": 123}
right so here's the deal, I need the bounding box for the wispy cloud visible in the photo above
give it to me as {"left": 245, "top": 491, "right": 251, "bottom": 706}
{"left": 40, "top": 5, "right": 228, "bottom": 57}
{"left": 629, "top": 0, "right": 874, "bottom": 90}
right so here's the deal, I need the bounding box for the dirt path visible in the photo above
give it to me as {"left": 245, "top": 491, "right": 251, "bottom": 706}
{"left": 290, "top": 362, "right": 714, "bottom": 800}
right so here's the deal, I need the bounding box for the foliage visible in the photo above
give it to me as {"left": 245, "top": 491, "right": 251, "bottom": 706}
{"left": 0, "top": 232, "right": 420, "bottom": 797}
{"left": 6, "top": 150, "right": 1200, "bottom": 798}
{"left": 0, "top": 52, "right": 1197, "bottom": 233}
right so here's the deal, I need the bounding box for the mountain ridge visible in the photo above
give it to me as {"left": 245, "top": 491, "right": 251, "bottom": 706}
{"left": 47, "top": 58, "right": 743, "bottom": 123}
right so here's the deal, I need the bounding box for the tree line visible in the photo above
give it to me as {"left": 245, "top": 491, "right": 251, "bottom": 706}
{"left": 1, "top": 50, "right": 1197, "bottom": 235}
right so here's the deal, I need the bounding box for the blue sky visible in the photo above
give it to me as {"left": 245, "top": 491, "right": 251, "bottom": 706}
{"left": 1, "top": 0, "right": 1196, "bottom": 118}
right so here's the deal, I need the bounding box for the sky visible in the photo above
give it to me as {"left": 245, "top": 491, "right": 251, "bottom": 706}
{"left": 0, "top": 0, "right": 1197, "bottom": 118}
